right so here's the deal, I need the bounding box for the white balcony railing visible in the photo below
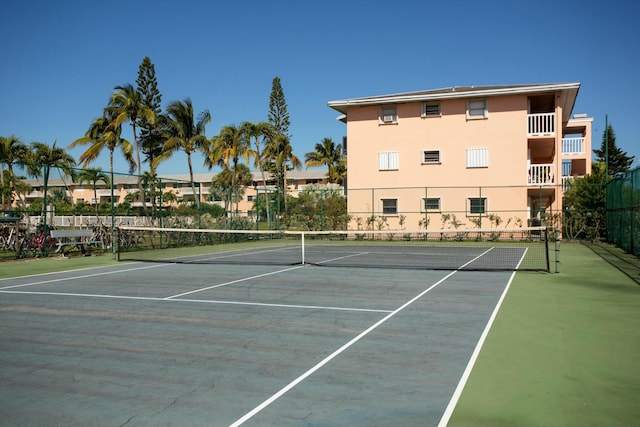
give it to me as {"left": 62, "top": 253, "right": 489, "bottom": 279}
{"left": 528, "top": 164, "right": 555, "bottom": 186}
{"left": 528, "top": 113, "right": 555, "bottom": 136}
{"left": 562, "top": 137, "right": 584, "bottom": 154}
{"left": 96, "top": 189, "right": 120, "bottom": 197}
{"left": 562, "top": 175, "right": 584, "bottom": 192}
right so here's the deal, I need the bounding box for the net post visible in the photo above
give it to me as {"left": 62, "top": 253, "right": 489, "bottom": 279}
{"left": 301, "top": 232, "right": 305, "bottom": 265}
{"left": 115, "top": 227, "right": 120, "bottom": 261}
{"left": 543, "top": 227, "right": 550, "bottom": 273}
{"left": 554, "top": 228, "right": 560, "bottom": 273}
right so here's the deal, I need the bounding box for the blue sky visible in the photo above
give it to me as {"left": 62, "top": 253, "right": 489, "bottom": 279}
{"left": 1, "top": 0, "right": 639, "bottom": 176}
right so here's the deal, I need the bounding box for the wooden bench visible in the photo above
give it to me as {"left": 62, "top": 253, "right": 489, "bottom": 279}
{"left": 50, "top": 229, "right": 102, "bottom": 256}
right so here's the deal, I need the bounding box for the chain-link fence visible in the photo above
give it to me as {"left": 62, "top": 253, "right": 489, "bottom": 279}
{"left": 3, "top": 162, "right": 622, "bottom": 260}
{"left": 607, "top": 166, "right": 640, "bottom": 256}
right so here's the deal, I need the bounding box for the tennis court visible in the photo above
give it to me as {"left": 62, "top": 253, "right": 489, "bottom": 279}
{"left": 1, "top": 239, "right": 522, "bottom": 426}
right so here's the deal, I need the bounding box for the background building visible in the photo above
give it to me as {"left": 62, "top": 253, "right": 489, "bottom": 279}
{"left": 328, "top": 83, "right": 592, "bottom": 230}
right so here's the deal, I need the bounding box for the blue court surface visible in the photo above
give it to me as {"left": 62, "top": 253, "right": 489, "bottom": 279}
{"left": 0, "top": 260, "right": 515, "bottom": 426}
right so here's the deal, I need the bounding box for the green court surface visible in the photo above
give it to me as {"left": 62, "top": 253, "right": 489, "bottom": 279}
{"left": 447, "top": 242, "right": 640, "bottom": 427}
{"left": 0, "top": 253, "right": 120, "bottom": 279}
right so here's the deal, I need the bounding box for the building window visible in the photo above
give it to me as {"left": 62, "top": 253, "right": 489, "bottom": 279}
{"left": 381, "top": 198, "right": 398, "bottom": 215}
{"left": 422, "top": 102, "right": 441, "bottom": 117}
{"left": 467, "top": 99, "right": 488, "bottom": 119}
{"left": 422, "top": 150, "right": 441, "bottom": 164}
{"left": 380, "top": 106, "right": 398, "bottom": 124}
{"left": 466, "top": 147, "right": 489, "bottom": 168}
{"left": 247, "top": 195, "right": 255, "bottom": 202}
{"left": 468, "top": 197, "right": 487, "bottom": 215}
{"left": 423, "top": 197, "right": 441, "bottom": 211}
{"left": 379, "top": 151, "right": 399, "bottom": 170}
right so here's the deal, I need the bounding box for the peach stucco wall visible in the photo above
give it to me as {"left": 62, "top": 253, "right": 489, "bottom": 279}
{"left": 345, "top": 93, "right": 568, "bottom": 229}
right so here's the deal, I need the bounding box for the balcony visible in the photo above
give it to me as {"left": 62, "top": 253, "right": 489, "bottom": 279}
{"left": 562, "top": 175, "right": 584, "bottom": 192}
{"left": 528, "top": 113, "right": 555, "bottom": 137}
{"left": 96, "top": 189, "right": 120, "bottom": 197}
{"left": 528, "top": 164, "right": 555, "bottom": 186}
{"left": 562, "top": 137, "right": 584, "bottom": 155}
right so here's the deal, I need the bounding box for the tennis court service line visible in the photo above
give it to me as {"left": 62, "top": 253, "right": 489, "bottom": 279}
{"left": 229, "top": 247, "right": 494, "bottom": 426}
{"left": 0, "top": 289, "right": 390, "bottom": 314}
{"left": 164, "top": 265, "right": 307, "bottom": 299}
{"left": 314, "top": 251, "right": 370, "bottom": 265}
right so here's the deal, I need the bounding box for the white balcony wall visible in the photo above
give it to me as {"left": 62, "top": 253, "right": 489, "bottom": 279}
{"left": 528, "top": 113, "right": 555, "bottom": 136}
{"left": 562, "top": 137, "right": 584, "bottom": 154}
{"left": 528, "top": 164, "right": 555, "bottom": 185}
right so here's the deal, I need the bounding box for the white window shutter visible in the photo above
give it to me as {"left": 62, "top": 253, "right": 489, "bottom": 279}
{"left": 466, "top": 148, "right": 488, "bottom": 168}
{"left": 379, "top": 152, "right": 399, "bottom": 170}
{"left": 389, "top": 151, "right": 398, "bottom": 169}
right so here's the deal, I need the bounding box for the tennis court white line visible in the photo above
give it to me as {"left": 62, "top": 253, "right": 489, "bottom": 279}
{"left": 437, "top": 247, "right": 527, "bottom": 427}
{"left": 196, "top": 246, "right": 298, "bottom": 262}
{"left": 229, "top": 247, "right": 494, "bottom": 426}
{"left": 0, "top": 290, "right": 391, "bottom": 313}
{"left": 315, "top": 252, "right": 369, "bottom": 264}
{"left": 0, "top": 262, "right": 134, "bottom": 282}
{"left": 169, "top": 298, "right": 392, "bottom": 313}
{"left": 0, "top": 263, "right": 169, "bottom": 290}
{"left": 164, "top": 265, "right": 306, "bottom": 299}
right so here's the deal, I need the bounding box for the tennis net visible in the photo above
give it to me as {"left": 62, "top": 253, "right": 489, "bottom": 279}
{"left": 116, "top": 226, "right": 550, "bottom": 272}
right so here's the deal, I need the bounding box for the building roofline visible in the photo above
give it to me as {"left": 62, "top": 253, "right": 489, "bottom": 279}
{"left": 328, "top": 83, "right": 581, "bottom": 118}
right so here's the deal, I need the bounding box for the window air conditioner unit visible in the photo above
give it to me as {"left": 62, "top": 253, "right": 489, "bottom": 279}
{"left": 383, "top": 115, "right": 394, "bottom": 122}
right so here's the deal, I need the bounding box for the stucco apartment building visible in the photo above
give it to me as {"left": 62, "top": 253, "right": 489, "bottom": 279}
{"left": 328, "top": 83, "right": 592, "bottom": 230}
{"left": 21, "top": 170, "right": 332, "bottom": 218}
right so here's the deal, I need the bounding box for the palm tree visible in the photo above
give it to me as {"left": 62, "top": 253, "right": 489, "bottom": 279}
{"left": 48, "top": 187, "right": 72, "bottom": 208}
{"left": 210, "top": 164, "right": 252, "bottom": 214}
{"left": 109, "top": 84, "right": 156, "bottom": 213}
{"left": 70, "top": 110, "right": 136, "bottom": 230}
{"left": 27, "top": 141, "right": 76, "bottom": 239}
{"left": 75, "top": 167, "right": 110, "bottom": 217}
{"left": 153, "top": 98, "right": 211, "bottom": 210}
{"left": 304, "top": 137, "right": 346, "bottom": 185}
{"left": 140, "top": 171, "right": 161, "bottom": 219}
{"left": 70, "top": 110, "right": 136, "bottom": 174}
{"left": 242, "top": 121, "right": 275, "bottom": 227}
{"left": 265, "top": 134, "right": 301, "bottom": 213}
{"left": 0, "top": 135, "right": 30, "bottom": 211}
{"left": 208, "top": 124, "right": 248, "bottom": 216}
{"left": 109, "top": 84, "right": 156, "bottom": 174}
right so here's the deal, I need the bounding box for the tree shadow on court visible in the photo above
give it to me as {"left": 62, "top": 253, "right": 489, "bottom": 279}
{"left": 583, "top": 241, "right": 640, "bottom": 286}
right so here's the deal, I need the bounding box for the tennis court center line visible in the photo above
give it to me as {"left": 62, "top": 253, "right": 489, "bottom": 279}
{"left": 229, "top": 247, "right": 494, "bottom": 426}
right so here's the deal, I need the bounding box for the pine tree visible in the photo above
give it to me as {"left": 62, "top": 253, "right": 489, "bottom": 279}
{"left": 266, "top": 77, "right": 297, "bottom": 212}
{"left": 268, "top": 77, "right": 290, "bottom": 138}
{"left": 136, "top": 56, "right": 164, "bottom": 171}
{"left": 593, "top": 124, "right": 634, "bottom": 176}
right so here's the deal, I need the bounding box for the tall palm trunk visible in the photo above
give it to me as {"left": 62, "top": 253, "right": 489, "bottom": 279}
{"left": 1, "top": 166, "right": 4, "bottom": 212}
{"left": 110, "top": 149, "right": 115, "bottom": 251}
{"left": 232, "top": 158, "right": 239, "bottom": 216}
{"left": 187, "top": 153, "right": 200, "bottom": 210}
{"left": 93, "top": 184, "right": 99, "bottom": 218}
{"left": 131, "top": 123, "right": 147, "bottom": 214}
{"left": 259, "top": 167, "right": 270, "bottom": 228}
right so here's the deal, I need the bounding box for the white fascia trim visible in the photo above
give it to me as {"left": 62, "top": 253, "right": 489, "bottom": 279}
{"left": 328, "top": 83, "right": 581, "bottom": 111}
